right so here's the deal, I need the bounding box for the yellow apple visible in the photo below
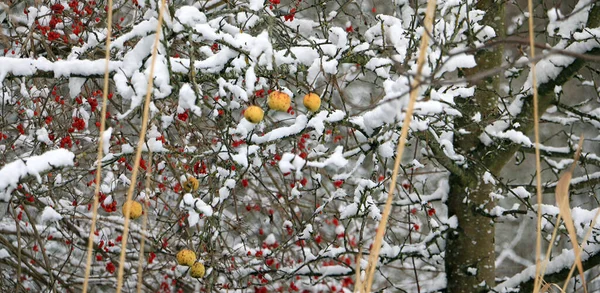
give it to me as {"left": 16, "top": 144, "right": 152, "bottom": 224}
{"left": 176, "top": 249, "right": 196, "bottom": 266}
{"left": 303, "top": 93, "right": 321, "bottom": 112}
{"left": 189, "top": 261, "right": 206, "bottom": 278}
{"left": 183, "top": 176, "right": 199, "bottom": 193}
{"left": 122, "top": 200, "right": 143, "bottom": 220}
{"left": 244, "top": 105, "right": 264, "bottom": 123}
{"left": 267, "top": 91, "right": 291, "bottom": 112}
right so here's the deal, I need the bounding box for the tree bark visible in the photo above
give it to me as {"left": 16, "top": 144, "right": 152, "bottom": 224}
{"left": 446, "top": 174, "right": 497, "bottom": 292}
{"left": 442, "top": 2, "right": 600, "bottom": 292}
{"left": 445, "top": 1, "right": 505, "bottom": 292}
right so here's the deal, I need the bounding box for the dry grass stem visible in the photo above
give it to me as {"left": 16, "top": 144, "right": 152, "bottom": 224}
{"left": 540, "top": 214, "right": 562, "bottom": 286}
{"left": 555, "top": 137, "right": 586, "bottom": 293}
{"left": 116, "top": 0, "right": 167, "bottom": 291}
{"left": 361, "top": 0, "right": 437, "bottom": 292}
{"left": 82, "top": 0, "right": 114, "bottom": 291}
{"left": 354, "top": 248, "right": 363, "bottom": 293}
{"left": 538, "top": 137, "right": 586, "bottom": 292}
{"left": 136, "top": 151, "right": 152, "bottom": 293}
{"left": 566, "top": 151, "right": 600, "bottom": 292}
{"left": 528, "top": 0, "right": 543, "bottom": 289}
{"left": 540, "top": 281, "right": 561, "bottom": 293}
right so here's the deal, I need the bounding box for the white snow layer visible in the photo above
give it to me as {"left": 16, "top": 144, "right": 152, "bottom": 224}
{"left": 41, "top": 206, "right": 63, "bottom": 223}
{"left": 0, "top": 149, "right": 75, "bottom": 201}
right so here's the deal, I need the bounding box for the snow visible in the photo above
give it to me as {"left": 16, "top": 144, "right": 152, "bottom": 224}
{"left": 438, "top": 136, "right": 465, "bottom": 164}
{"left": 178, "top": 83, "right": 202, "bottom": 116}
{"left": 283, "top": 18, "right": 319, "bottom": 36}
{"left": 0, "top": 57, "right": 122, "bottom": 83}
{"left": 101, "top": 128, "right": 113, "bottom": 155}
{"left": 547, "top": 170, "right": 600, "bottom": 188}
{"left": 287, "top": 47, "right": 320, "bottom": 66}
{"left": 496, "top": 243, "right": 600, "bottom": 291}
{"left": 364, "top": 15, "right": 409, "bottom": 61}
{"left": 68, "top": 77, "right": 86, "bottom": 99}
{"left": 306, "top": 146, "right": 348, "bottom": 169}
{"left": 445, "top": 215, "right": 458, "bottom": 229}
{"left": 282, "top": 220, "right": 292, "bottom": 230}
{"left": 546, "top": 0, "right": 594, "bottom": 38}
{"left": 112, "top": 19, "right": 159, "bottom": 50}
{"left": 485, "top": 129, "right": 533, "bottom": 147}
{"left": 264, "top": 233, "right": 277, "bottom": 245}
{"left": 0, "top": 149, "right": 75, "bottom": 201}
{"left": 0, "top": 249, "right": 9, "bottom": 259}
{"left": 174, "top": 6, "right": 207, "bottom": 31}
{"left": 298, "top": 224, "right": 313, "bottom": 239}
{"left": 306, "top": 110, "right": 346, "bottom": 136}
{"left": 251, "top": 115, "right": 308, "bottom": 144}
{"left": 40, "top": 206, "right": 63, "bottom": 223}
{"left": 278, "top": 153, "right": 306, "bottom": 177}
{"left": 307, "top": 57, "right": 338, "bottom": 84}
{"left": 328, "top": 27, "right": 348, "bottom": 50}
{"left": 181, "top": 193, "right": 214, "bottom": 226}
{"left": 340, "top": 203, "right": 358, "bottom": 219}
{"left": 510, "top": 186, "right": 531, "bottom": 199}
{"left": 2, "top": 1, "right": 598, "bottom": 291}
{"left": 365, "top": 57, "right": 393, "bottom": 79}
{"left": 332, "top": 154, "right": 365, "bottom": 181}
{"left": 482, "top": 172, "right": 496, "bottom": 185}
{"left": 36, "top": 128, "right": 52, "bottom": 145}
{"left": 248, "top": 0, "right": 264, "bottom": 12}
{"left": 214, "top": 179, "right": 237, "bottom": 205}
{"left": 161, "top": 115, "right": 174, "bottom": 129}
{"left": 245, "top": 65, "right": 256, "bottom": 95}
{"left": 437, "top": 53, "right": 476, "bottom": 77}
{"left": 218, "top": 77, "right": 248, "bottom": 102}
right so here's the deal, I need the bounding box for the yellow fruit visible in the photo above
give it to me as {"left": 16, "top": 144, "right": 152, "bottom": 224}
{"left": 122, "top": 200, "right": 143, "bottom": 220}
{"left": 189, "top": 262, "right": 206, "bottom": 278}
{"left": 244, "top": 106, "right": 264, "bottom": 123}
{"left": 267, "top": 91, "right": 291, "bottom": 112}
{"left": 183, "top": 176, "right": 199, "bottom": 193}
{"left": 176, "top": 249, "right": 196, "bottom": 266}
{"left": 303, "top": 93, "right": 321, "bottom": 112}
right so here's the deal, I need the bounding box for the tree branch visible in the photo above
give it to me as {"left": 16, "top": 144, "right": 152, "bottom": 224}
{"left": 416, "top": 130, "right": 474, "bottom": 186}
{"left": 493, "top": 244, "right": 600, "bottom": 292}
{"left": 482, "top": 3, "right": 600, "bottom": 173}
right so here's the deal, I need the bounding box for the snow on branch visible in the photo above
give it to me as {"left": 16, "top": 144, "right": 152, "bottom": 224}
{"left": 495, "top": 243, "right": 600, "bottom": 291}
{"left": 0, "top": 57, "right": 122, "bottom": 82}
{"left": 250, "top": 115, "right": 309, "bottom": 144}
{"left": 0, "top": 149, "right": 75, "bottom": 201}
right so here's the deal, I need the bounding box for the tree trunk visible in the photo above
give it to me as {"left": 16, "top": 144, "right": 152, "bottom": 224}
{"left": 445, "top": 1, "right": 505, "bottom": 292}
{"left": 446, "top": 174, "right": 496, "bottom": 292}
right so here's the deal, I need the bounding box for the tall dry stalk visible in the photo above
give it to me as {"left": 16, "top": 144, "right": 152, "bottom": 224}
{"left": 536, "top": 137, "right": 586, "bottom": 293}
{"left": 136, "top": 151, "right": 152, "bottom": 293}
{"left": 82, "top": 0, "right": 114, "bottom": 291}
{"left": 555, "top": 138, "right": 586, "bottom": 293}
{"left": 116, "top": 0, "right": 167, "bottom": 291}
{"left": 360, "top": 0, "right": 437, "bottom": 291}
{"left": 527, "top": 0, "right": 544, "bottom": 291}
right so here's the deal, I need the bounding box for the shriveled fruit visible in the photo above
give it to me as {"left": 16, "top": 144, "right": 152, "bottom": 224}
{"left": 244, "top": 105, "right": 264, "bottom": 123}
{"left": 303, "top": 93, "right": 321, "bottom": 112}
{"left": 176, "top": 249, "right": 196, "bottom": 266}
{"left": 183, "top": 176, "right": 199, "bottom": 193}
{"left": 122, "top": 200, "right": 143, "bottom": 220}
{"left": 189, "top": 261, "right": 205, "bottom": 278}
{"left": 267, "top": 91, "right": 291, "bottom": 112}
